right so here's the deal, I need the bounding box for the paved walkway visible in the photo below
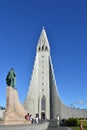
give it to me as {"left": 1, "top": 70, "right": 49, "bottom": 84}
{"left": 0, "top": 123, "right": 72, "bottom": 130}
{"left": 0, "top": 125, "right": 72, "bottom": 130}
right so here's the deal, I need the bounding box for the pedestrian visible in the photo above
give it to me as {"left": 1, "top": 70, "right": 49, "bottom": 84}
{"left": 56, "top": 115, "right": 60, "bottom": 127}
{"left": 35, "top": 114, "right": 38, "bottom": 124}
{"left": 30, "top": 115, "right": 33, "bottom": 123}
{"left": 25, "top": 113, "right": 30, "bottom": 121}
{"left": 27, "top": 113, "right": 30, "bottom": 120}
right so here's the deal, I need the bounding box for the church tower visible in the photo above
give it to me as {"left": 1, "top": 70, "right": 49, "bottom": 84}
{"left": 24, "top": 27, "right": 60, "bottom": 119}
{"left": 24, "top": 28, "right": 87, "bottom": 120}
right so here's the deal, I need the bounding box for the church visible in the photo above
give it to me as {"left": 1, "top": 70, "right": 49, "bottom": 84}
{"left": 24, "top": 28, "right": 87, "bottom": 119}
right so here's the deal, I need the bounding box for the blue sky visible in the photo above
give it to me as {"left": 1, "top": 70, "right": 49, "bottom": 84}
{"left": 0, "top": 0, "right": 87, "bottom": 109}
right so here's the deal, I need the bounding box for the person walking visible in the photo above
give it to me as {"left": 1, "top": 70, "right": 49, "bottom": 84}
{"left": 35, "top": 114, "right": 39, "bottom": 124}
{"left": 56, "top": 115, "right": 60, "bottom": 127}
{"left": 30, "top": 115, "right": 33, "bottom": 123}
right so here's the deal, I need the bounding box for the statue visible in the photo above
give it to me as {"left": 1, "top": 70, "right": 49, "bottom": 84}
{"left": 6, "top": 68, "right": 16, "bottom": 88}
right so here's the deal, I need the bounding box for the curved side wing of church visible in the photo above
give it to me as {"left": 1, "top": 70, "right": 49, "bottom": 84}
{"left": 24, "top": 28, "right": 87, "bottom": 119}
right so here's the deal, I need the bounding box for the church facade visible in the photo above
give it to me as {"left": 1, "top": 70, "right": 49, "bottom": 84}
{"left": 24, "top": 28, "right": 87, "bottom": 119}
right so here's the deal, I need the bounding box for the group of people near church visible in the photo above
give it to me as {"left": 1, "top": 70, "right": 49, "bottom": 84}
{"left": 25, "top": 113, "right": 39, "bottom": 124}
{"left": 25, "top": 113, "right": 60, "bottom": 126}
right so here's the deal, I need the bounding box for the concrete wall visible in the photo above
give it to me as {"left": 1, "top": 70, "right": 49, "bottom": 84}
{"left": 52, "top": 82, "right": 87, "bottom": 119}
{"left": 51, "top": 81, "right": 87, "bottom": 119}
{"left": 24, "top": 51, "right": 51, "bottom": 119}
{"left": 0, "top": 110, "right": 5, "bottom": 119}
{"left": 60, "top": 102, "right": 87, "bottom": 119}
{"left": 49, "top": 57, "right": 87, "bottom": 119}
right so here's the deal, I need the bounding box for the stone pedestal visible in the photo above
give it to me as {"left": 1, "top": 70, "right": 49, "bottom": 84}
{"left": 3, "top": 86, "right": 30, "bottom": 125}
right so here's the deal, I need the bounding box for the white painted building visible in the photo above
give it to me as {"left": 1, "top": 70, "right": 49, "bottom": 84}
{"left": 24, "top": 28, "right": 87, "bottom": 119}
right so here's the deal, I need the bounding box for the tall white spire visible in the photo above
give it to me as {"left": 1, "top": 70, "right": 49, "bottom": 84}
{"left": 24, "top": 28, "right": 87, "bottom": 120}
{"left": 37, "top": 27, "right": 50, "bottom": 52}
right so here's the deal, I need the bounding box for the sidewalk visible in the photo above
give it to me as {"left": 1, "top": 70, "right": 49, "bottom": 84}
{"left": 0, "top": 119, "right": 72, "bottom": 130}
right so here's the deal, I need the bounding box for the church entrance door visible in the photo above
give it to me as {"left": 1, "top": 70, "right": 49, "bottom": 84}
{"left": 41, "top": 112, "right": 45, "bottom": 119}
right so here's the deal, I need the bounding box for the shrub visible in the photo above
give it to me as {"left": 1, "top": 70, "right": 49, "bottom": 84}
{"left": 66, "top": 118, "right": 80, "bottom": 126}
{"left": 81, "top": 120, "right": 87, "bottom": 128}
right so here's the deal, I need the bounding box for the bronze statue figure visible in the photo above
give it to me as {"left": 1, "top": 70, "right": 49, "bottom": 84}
{"left": 6, "top": 68, "right": 16, "bottom": 88}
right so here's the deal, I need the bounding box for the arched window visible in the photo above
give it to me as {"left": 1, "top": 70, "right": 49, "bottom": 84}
{"left": 42, "top": 45, "right": 44, "bottom": 51}
{"left": 41, "top": 95, "right": 46, "bottom": 111}
{"left": 38, "top": 47, "right": 41, "bottom": 51}
{"left": 45, "top": 46, "right": 48, "bottom": 51}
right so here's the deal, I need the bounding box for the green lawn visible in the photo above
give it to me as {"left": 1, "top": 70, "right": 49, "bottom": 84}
{"left": 71, "top": 127, "right": 87, "bottom": 130}
{"left": 71, "top": 120, "right": 87, "bottom": 130}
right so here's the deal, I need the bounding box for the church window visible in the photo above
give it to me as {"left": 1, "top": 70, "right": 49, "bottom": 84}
{"left": 42, "top": 83, "right": 44, "bottom": 85}
{"left": 38, "top": 47, "right": 41, "bottom": 51}
{"left": 41, "top": 95, "right": 46, "bottom": 111}
{"left": 41, "top": 55, "right": 44, "bottom": 58}
{"left": 42, "top": 45, "right": 44, "bottom": 51}
{"left": 42, "top": 89, "right": 44, "bottom": 91}
{"left": 45, "top": 46, "right": 48, "bottom": 51}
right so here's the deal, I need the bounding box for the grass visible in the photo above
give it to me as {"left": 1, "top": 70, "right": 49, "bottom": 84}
{"left": 71, "top": 120, "right": 87, "bottom": 130}
{"left": 71, "top": 127, "right": 87, "bottom": 130}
